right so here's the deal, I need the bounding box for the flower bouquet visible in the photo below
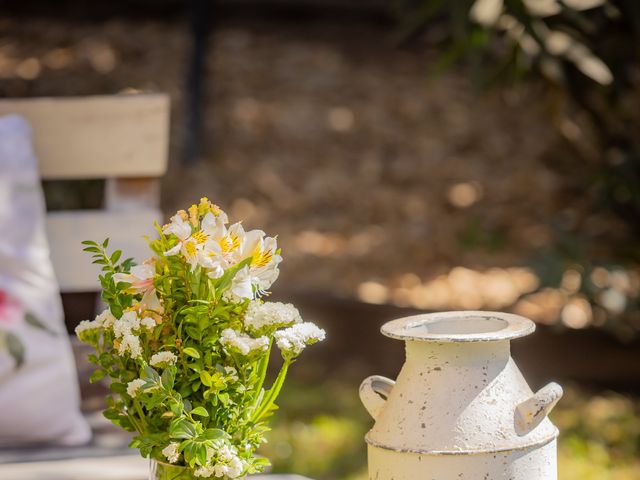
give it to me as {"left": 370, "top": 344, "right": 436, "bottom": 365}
{"left": 76, "top": 198, "right": 325, "bottom": 479}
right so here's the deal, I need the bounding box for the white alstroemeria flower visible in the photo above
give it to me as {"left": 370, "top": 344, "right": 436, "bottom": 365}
{"left": 231, "top": 229, "right": 282, "bottom": 298}
{"left": 150, "top": 351, "right": 177, "bottom": 367}
{"left": 141, "top": 288, "right": 164, "bottom": 314}
{"left": 164, "top": 211, "right": 232, "bottom": 271}
{"left": 243, "top": 301, "right": 302, "bottom": 335}
{"left": 113, "top": 263, "right": 155, "bottom": 294}
{"left": 162, "top": 442, "right": 181, "bottom": 464}
{"left": 126, "top": 378, "right": 146, "bottom": 397}
{"left": 275, "top": 322, "right": 326, "bottom": 358}
{"left": 196, "top": 215, "right": 247, "bottom": 277}
{"left": 163, "top": 213, "right": 200, "bottom": 268}
{"left": 163, "top": 212, "right": 192, "bottom": 246}
{"left": 229, "top": 266, "right": 254, "bottom": 299}
{"left": 220, "top": 328, "right": 269, "bottom": 356}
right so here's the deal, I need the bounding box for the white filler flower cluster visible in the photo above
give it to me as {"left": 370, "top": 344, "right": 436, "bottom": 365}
{"left": 74, "top": 308, "right": 117, "bottom": 335}
{"left": 113, "top": 311, "right": 143, "bottom": 359}
{"left": 150, "top": 351, "right": 178, "bottom": 367}
{"left": 220, "top": 329, "right": 269, "bottom": 356}
{"left": 126, "top": 378, "right": 146, "bottom": 398}
{"left": 194, "top": 443, "right": 246, "bottom": 478}
{"left": 162, "top": 442, "right": 181, "bottom": 464}
{"left": 243, "top": 301, "right": 302, "bottom": 335}
{"left": 275, "top": 322, "right": 326, "bottom": 358}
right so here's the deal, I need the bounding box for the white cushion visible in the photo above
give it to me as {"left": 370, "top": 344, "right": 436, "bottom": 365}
{"left": 0, "top": 114, "right": 91, "bottom": 446}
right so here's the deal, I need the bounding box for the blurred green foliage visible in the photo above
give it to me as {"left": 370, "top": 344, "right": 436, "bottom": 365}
{"left": 394, "top": 0, "right": 640, "bottom": 233}
{"left": 394, "top": 0, "right": 640, "bottom": 337}
{"left": 262, "top": 381, "right": 640, "bottom": 479}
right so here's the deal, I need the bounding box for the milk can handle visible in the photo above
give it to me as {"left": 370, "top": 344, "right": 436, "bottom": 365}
{"left": 359, "top": 375, "right": 395, "bottom": 420}
{"left": 515, "top": 382, "right": 563, "bottom": 435}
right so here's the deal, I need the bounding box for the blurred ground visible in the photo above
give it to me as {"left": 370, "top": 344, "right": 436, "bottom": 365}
{"left": 267, "top": 382, "right": 640, "bottom": 480}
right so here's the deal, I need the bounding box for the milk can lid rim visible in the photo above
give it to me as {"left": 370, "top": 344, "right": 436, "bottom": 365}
{"left": 381, "top": 311, "right": 535, "bottom": 342}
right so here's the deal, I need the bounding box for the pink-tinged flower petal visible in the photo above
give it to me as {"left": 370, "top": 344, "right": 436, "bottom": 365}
{"left": 0, "top": 290, "right": 23, "bottom": 325}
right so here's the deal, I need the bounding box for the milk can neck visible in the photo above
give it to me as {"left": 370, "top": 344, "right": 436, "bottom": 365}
{"left": 404, "top": 339, "right": 511, "bottom": 368}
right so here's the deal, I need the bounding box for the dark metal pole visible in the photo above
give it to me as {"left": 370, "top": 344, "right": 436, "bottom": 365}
{"left": 183, "top": 0, "right": 213, "bottom": 165}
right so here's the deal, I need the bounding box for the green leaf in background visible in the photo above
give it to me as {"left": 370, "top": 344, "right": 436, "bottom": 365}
{"left": 90, "top": 369, "right": 107, "bottom": 383}
{"left": 3, "top": 330, "right": 25, "bottom": 368}
{"left": 24, "top": 312, "right": 58, "bottom": 336}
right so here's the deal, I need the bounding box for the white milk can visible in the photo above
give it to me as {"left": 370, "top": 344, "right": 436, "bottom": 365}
{"left": 360, "top": 311, "right": 563, "bottom": 480}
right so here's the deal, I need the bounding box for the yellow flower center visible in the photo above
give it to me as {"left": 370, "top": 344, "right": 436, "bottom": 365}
{"left": 220, "top": 233, "right": 241, "bottom": 253}
{"left": 191, "top": 230, "right": 208, "bottom": 244}
{"left": 184, "top": 241, "right": 197, "bottom": 259}
{"left": 251, "top": 246, "right": 273, "bottom": 268}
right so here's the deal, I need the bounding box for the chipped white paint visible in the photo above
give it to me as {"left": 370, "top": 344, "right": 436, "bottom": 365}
{"left": 360, "top": 311, "right": 563, "bottom": 479}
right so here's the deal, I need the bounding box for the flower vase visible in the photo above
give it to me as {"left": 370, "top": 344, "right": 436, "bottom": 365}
{"left": 149, "top": 460, "right": 247, "bottom": 480}
{"left": 149, "top": 460, "right": 198, "bottom": 480}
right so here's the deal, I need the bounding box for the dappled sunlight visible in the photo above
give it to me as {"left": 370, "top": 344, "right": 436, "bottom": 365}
{"left": 0, "top": 39, "right": 117, "bottom": 80}
{"left": 356, "top": 264, "right": 640, "bottom": 332}
{"left": 294, "top": 228, "right": 385, "bottom": 259}
{"left": 446, "top": 181, "right": 483, "bottom": 208}
{"left": 358, "top": 266, "right": 539, "bottom": 310}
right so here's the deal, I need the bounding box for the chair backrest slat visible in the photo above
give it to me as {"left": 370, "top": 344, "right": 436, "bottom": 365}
{"left": 0, "top": 94, "right": 169, "bottom": 179}
{"left": 0, "top": 93, "right": 170, "bottom": 293}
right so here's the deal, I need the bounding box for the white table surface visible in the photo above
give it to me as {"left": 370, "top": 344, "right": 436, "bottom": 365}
{"left": 0, "top": 454, "right": 311, "bottom": 480}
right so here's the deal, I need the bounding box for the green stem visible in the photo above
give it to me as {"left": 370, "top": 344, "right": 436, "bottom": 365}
{"left": 126, "top": 411, "right": 144, "bottom": 434}
{"left": 252, "top": 360, "right": 290, "bottom": 422}
{"left": 133, "top": 399, "right": 148, "bottom": 434}
{"left": 254, "top": 340, "right": 272, "bottom": 395}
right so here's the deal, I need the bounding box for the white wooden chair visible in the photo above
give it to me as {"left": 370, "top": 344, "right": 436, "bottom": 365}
{"left": 0, "top": 93, "right": 170, "bottom": 293}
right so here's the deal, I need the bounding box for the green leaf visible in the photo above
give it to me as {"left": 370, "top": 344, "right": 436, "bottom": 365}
{"left": 110, "top": 382, "right": 127, "bottom": 394}
{"left": 182, "top": 347, "right": 200, "bottom": 359}
{"left": 161, "top": 368, "right": 175, "bottom": 390}
{"left": 195, "top": 443, "right": 207, "bottom": 466}
{"left": 143, "top": 365, "right": 161, "bottom": 383}
{"left": 90, "top": 369, "right": 107, "bottom": 383}
{"left": 185, "top": 326, "right": 201, "bottom": 341}
{"left": 191, "top": 406, "right": 209, "bottom": 417}
{"left": 110, "top": 250, "right": 122, "bottom": 264}
{"left": 103, "top": 408, "right": 122, "bottom": 420}
{"left": 24, "top": 313, "right": 58, "bottom": 336}
{"left": 202, "top": 428, "right": 225, "bottom": 440}
{"left": 199, "top": 371, "right": 213, "bottom": 387}
{"left": 169, "top": 418, "right": 198, "bottom": 439}
{"left": 6, "top": 332, "right": 24, "bottom": 368}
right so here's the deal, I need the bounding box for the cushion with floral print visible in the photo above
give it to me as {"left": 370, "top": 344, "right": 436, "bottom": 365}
{"left": 0, "top": 114, "right": 91, "bottom": 446}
